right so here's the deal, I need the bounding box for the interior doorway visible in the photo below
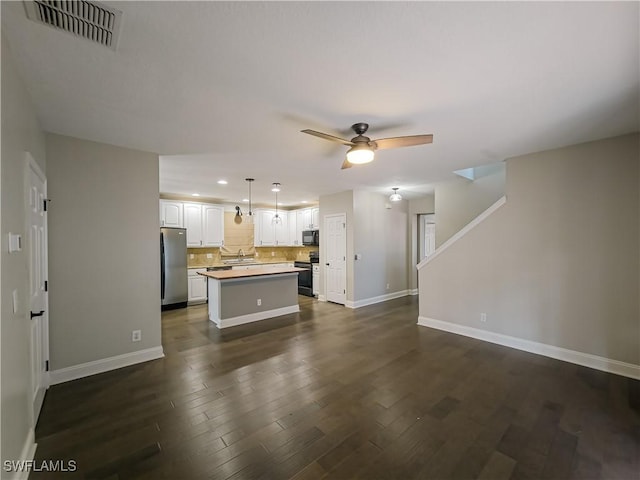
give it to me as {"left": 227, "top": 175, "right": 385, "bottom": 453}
{"left": 324, "top": 213, "right": 346, "bottom": 305}
{"left": 418, "top": 213, "right": 435, "bottom": 262}
{"left": 26, "top": 152, "right": 49, "bottom": 423}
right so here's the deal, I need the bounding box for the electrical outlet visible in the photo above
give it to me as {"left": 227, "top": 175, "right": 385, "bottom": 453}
{"left": 190, "top": 254, "right": 194, "bottom": 259}
{"left": 132, "top": 330, "right": 142, "bottom": 342}
{"left": 271, "top": 252, "right": 275, "bottom": 257}
{"left": 257, "top": 299, "right": 262, "bottom": 306}
{"left": 480, "top": 313, "right": 487, "bottom": 322}
{"left": 206, "top": 253, "right": 213, "bottom": 259}
{"left": 386, "top": 283, "right": 390, "bottom": 290}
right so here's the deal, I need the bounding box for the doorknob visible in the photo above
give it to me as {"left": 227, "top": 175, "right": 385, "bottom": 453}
{"left": 30, "top": 310, "right": 45, "bottom": 319}
{"left": 325, "top": 263, "right": 330, "bottom": 266}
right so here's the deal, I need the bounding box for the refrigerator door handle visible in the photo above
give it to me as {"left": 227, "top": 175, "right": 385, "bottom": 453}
{"left": 160, "top": 231, "right": 166, "bottom": 300}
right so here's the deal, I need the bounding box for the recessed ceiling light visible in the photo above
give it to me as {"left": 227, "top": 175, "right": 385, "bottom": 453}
{"left": 217, "top": 180, "right": 228, "bottom": 185}
{"left": 242, "top": 198, "right": 249, "bottom": 202}
{"left": 192, "top": 193, "right": 200, "bottom": 197}
{"left": 301, "top": 200, "right": 308, "bottom": 204}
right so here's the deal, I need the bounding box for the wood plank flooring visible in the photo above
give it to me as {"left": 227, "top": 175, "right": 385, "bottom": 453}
{"left": 32, "top": 296, "right": 639, "bottom": 479}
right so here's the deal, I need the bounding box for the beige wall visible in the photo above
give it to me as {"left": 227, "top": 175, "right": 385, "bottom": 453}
{"left": 419, "top": 134, "right": 639, "bottom": 365}
{"left": 1, "top": 32, "right": 48, "bottom": 468}
{"left": 434, "top": 165, "right": 505, "bottom": 247}
{"left": 353, "top": 191, "right": 409, "bottom": 302}
{"left": 46, "top": 134, "right": 162, "bottom": 370}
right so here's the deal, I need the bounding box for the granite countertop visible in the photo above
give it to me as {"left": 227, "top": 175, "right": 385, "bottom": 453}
{"left": 188, "top": 259, "right": 293, "bottom": 269}
{"left": 198, "top": 266, "right": 307, "bottom": 280}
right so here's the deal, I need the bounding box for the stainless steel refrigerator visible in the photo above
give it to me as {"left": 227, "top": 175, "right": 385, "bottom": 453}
{"left": 161, "top": 227, "right": 188, "bottom": 310}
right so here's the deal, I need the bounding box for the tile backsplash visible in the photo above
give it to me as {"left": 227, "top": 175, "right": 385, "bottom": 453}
{"left": 187, "top": 246, "right": 318, "bottom": 267}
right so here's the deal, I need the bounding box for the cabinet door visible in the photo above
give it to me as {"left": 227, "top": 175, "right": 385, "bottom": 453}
{"left": 188, "top": 276, "right": 207, "bottom": 303}
{"left": 257, "top": 210, "right": 276, "bottom": 246}
{"left": 184, "top": 203, "right": 203, "bottom": 247}
{"left": 274, "top": 210, "right": 288, "bottom": 245}
{"left": 296, "top": 210, "right": 305, "bottom": 244}
{"left": 203, "top": 205, "right": 224, "bottom": 247}
{"left": 160, "top": 200, "right": 183, "bottom": 228}
{"left": 311, "top": 208, "right": 320, "bottom": 230}
{"left": 302, "top": 208, "right": 313, "bottom": 230}
{"left": 288, "top": 211, "right": 297, "bottom": 245}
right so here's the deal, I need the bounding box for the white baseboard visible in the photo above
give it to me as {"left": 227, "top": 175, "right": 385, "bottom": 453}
{"left": 317, "top": 295, "right": 326, "bottom": 302}
{"left": 346, "top": 290, "right": 411, "bottom": 309}
{"left": 5, "top": 429, "right": 37, "bottom": 480}
{"left": 409, "top": 289, "right": 418, "bottom": 296}
{"left": 417, "top": 316, "right": 640, "bottom": 380}
{"left": 50, "top": 346, "right": 165, "bottom": 385}
{"left": 216, "top": 305, "right": 299, "bottom": 329}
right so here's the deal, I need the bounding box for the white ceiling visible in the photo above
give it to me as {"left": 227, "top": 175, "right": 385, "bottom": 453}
{"left": 2, "top": 1, "right": 638, "bottom": 207}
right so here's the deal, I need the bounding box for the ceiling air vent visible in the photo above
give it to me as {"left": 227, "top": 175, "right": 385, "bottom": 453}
{"left": 23, "top": 0, "right": 122, "bottom": 50}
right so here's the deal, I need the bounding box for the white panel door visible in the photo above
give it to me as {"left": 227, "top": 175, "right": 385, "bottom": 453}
{"left": 203, "top": 205, "right": 224, "bottom": 247}
{"left": 27, "top": 154, "right": 48, "bottom": 423}
{"left": 184, "top": 203, "right": 203, "bottom": 247}
{"left": 325, "top": 213, "right": 346, "bottom": 305}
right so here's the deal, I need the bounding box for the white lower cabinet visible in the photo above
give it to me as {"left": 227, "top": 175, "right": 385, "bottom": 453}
{"left": 188, "top": 269, "right": 207, "bottom": 304}
{"left": 312, "top": 265, "right": 320, "bottom": 296}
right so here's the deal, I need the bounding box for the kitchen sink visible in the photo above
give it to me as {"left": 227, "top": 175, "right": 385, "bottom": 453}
{"left": 222, "top": 258, "right": 257, "bottom": 264}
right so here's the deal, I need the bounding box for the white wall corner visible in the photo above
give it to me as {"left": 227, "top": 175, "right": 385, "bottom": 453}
{"left": 417, "top": 316, "right": 640, "bottom": 380}
{"left": 49, "top": 347, "right": 165, "bottom": 385}
{"left": 417, "top": 196, "right": 507, "bottom": 270}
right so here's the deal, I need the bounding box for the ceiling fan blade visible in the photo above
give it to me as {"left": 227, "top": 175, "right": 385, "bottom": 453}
{"left": 341, "top": 158, "right": 352, "bottom": 170}
{"left": 301, "top": 129, "right": 355, "bottom": 146}
{"left": 373, "top": 134, "right": 433, "bottom": 150}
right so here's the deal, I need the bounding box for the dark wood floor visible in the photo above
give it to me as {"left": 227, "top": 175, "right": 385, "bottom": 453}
{"left": 33, "top": 296, "right": 639, "bottom": 479}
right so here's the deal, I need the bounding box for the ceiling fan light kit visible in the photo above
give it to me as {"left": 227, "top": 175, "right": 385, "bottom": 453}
{"left": 301, "top": 122, "right": 433, "bottom": 170}
{"left": 346, "top": 144, "right": 375, "bottom": 164}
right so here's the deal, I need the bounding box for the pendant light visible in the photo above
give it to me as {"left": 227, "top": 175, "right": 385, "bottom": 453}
{"left": 272, "top": 182, "right": 282, "bottom": 225}
{"left": 245, "top": 178, "right": 254, "bottom": 224}
{"left": 389, "top": 187, "right": 402, "bottom": 202}
{"left": 234, "top": 205, "right": 243, "bottom": 224}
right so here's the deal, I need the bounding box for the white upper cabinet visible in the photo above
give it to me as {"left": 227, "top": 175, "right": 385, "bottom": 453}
{"left": 288, "top": 211, "right": 298, "bottom": 245}
{"left": 301, "top": 208, "right": 313, "bottom": 230}
{"left": 202, "top": 204, "right": 224, "bottom": 247}
{"left": 160, "top": 200, "right": 183, "bottom": 228}
{"left": 180, "top": 201, "right": 224, "bottom": 248}
{"left": 184, "top": 203, "right": 204, "bottom": 247}
{"left": 254, "top": 209, "right": 289, "bottom": 246}
{"left": 311, "top": 207, "right": 320, "bottom": 230}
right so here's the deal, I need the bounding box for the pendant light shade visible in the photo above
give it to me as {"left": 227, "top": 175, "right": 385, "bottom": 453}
{"left": 245, "top": 178, "right": 254, "bottom": 224}
{"left": 389, "top": 187, "right": 402, "bottom": 202}
{"left": 272, "top": 182, "right": 282, "bottom": 225}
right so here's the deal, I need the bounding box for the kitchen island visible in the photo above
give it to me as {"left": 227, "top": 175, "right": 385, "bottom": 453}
{"left": 198, "top": 266, "right": 307, "bottom": 329}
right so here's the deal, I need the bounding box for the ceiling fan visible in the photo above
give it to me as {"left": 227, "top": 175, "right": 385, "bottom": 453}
{"left": 301, "top": 122, "right": 433, "bottom": 169}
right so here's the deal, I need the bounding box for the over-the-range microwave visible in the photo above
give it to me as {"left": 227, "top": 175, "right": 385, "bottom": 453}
{"left": 302, "top": 230, "right": 319, "bottom": 246}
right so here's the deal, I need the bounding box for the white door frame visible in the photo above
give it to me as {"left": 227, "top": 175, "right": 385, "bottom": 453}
{"left": 25, "top": 152, "right": 50, "bottom": 424}
{"left": 324, "top": 213, "right": 347, "bottom": 305}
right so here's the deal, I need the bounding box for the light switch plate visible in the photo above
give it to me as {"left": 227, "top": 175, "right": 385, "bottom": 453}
{"left": 12, "top": 289, "right": 18, "bottom": 314}
{"left": 8, "top": 233, "right": 22, "bottom": 253}
{"left": 206, "top": 253, "right": 213, "bottom": 259}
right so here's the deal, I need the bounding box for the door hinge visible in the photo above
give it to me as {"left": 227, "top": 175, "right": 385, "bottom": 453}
{"left": 343, "top": 289, "right": 346, "bottom": 294}
{"left": 45, "top": 360, "right": 49, "bottom": 372}
{"left": 43, "top": 199, "right": 50, "bottom": 212}
{"left": 44, "top": 280, "right": 48, "bottom": 292}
